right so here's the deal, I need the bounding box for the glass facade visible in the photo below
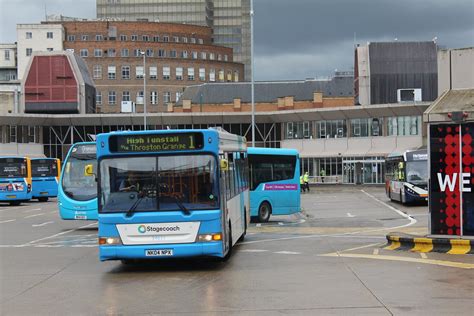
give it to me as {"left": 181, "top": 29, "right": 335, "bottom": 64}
{"left": 96, "top": 0, "right": 251, "bottom": 80}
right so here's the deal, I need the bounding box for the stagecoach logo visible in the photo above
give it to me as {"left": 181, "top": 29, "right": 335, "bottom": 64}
{"left": 138, "top": 225, "right": 146, "bottom": 233}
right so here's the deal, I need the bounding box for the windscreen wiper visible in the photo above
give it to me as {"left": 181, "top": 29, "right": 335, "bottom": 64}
{"left": 168, "top": 195, "right": 190, "bottom": 215}
{"left": 125, "top": 194, "right": 145, "bottom": 217}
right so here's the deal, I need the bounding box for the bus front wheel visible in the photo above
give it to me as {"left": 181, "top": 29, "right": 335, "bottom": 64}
{"left": 38, "top": 197, "right": 49, "bottom": 202}
{"left": 258, "top": 202, "right": 271, "bottom": 223}
{"left": 221, "top": 223, "right": 232, "bottom": 262}
{"left": 9, "top": 201, "right": 21, "bottom": 206}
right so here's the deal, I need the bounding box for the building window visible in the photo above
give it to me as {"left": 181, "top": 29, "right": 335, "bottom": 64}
{"left": 47, "top": 48, "right": 53, "bottom": 52}
{"left": 107, "top": 48, "right": 116, "bottom": 57}
{"left": 199, "top": 68, "right": 206, "bottom": 81}
{"left": 387, "top": 116, "right": 420, "bottom": 136}
{"left": 108, "top": 66, "right": 116, "bottom": 80}
{"left": 26, "top": 48, "right": 32, "bottom": 56}
{"left": 118, "top": 48, "right": 127, "bottom": 57}
{"left": 158, "top": 49, "right": 166, "bottom": 57}
{"left": 176, "top": 67, "right": 183, "bottom": 80}
{"left": 135, "top": 66, "right": 144, "bottom": 79}
{"left": 93, "top": 65, "right": 102, "bottom": 79}
{"left": 133, "top": 49, "right": 141, "bottom": 57}
{"left": 131, "top": 35, "right": 138, "bottom": 41}
{"left": 198, "top": 38, "right": 203, "bottom": 44}
{"left": 163, "top": 66, "right": 170, "bottom": 80}
{"left": 9, "top": 126, "right": 17, "bottom": 143}
{"left": 218, "top": 70, "right": 224, "bottom": 82}
{"left": 190, "top": 38, "right": 196, "bottom": 44}
{"left": 82, "top": 35, "right": 89, "bottom": 41}
{"left": 218, "top": 54, "right": 222, "bottom": 61}
{"left": 351, "top": 118, "right": 383, "bottom": 137}
{"left": 26, "top": 32, "right": 32, "bottom": 39}
{"left": 176, "top": 91, "right": 182, "bottom": 102}
{"left": 80, "top": 49, "right": 88, "bottom": 57}
{"left": 173, "top": 36, "right": 179, "bottom": 43}
{"left": 181, "top": 50, "right": 188, "bottom": 58}
{"left": 224, "top": 55, "right": 228, "bottom": 62}
{"left": 47, "top": 32, "right": 53, "bottom": 39}
{"left": 120, "top": 34, "right": 127, "bottom": 41}
{"left": 96, "top": 91, "right": 102, "bottom": 105}
{"left": 67, "top": 35, "right": 75, "bottom": 41}
{"left": 136, "top": 91, "right": 144, "bottom": 104}
{"left": 122, "top": 91, "right": 130, "bottom": 102}
{"left": 209, "top": 53, "right": 215, "bottom": 60}
{"left": 187, "top": 68, "right": 195, "bottom": 81}
{"left": 182, "top": 37, "right": 188, "bottom": 43}
{"left": 96, "top": 35, "right": 103, "bottom": 41}
{"left": 170, "top": 50, "right": 177, "bottom": 58}
{"left": 146, "top": 48, "right": 153, "bottom": 57}
{"left": 201, "top": 52, "right": 207, "bottom": 60}
{"left": 94, "top": 49, "right": 102, "bottom": 57}
{"left": 108, "top": 91, "right": 116, "bottom": 105}
{"left": 234, "top": 71, "right": 239, "bottom": 82}
{"left": 142, "top": 35, "right": 149, "bottom": 42}
{"left": 149, "top": 66, "right": 157, "bottom": 80}
{"left": 163, "top": 91, "right": 171, "bottom": 103}
{"left": 285, "top": 122, "right": 312, "bottom": 139}
{"left": 153, "top": 36, "right": 160, "bottom": 42}
{"left": 317, "top": 120, "right": 346, "bottom": 138}
{"left": 4, "top": 50, "right": 10, "bottom": 61}
{"left": 192, "top": 51, "right": 198, "bottom": 59}
{"left": 163, "top": 36, "right": 169, "bottom": 42}
{"left": 150, "top": 91, "right": 158, "bottom": 105}
{"left": 210, "top": 69, "right": 216, "bottom": 82}
{"left": 227, "top": 70, "right": 232, "bottom": 82}
{"left": 121, "top": 66, "right": 130, "bottom": 79}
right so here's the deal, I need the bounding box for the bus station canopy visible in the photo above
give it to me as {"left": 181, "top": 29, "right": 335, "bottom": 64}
{"left": 424, "top": 89, "right": 474, "bottom": 124}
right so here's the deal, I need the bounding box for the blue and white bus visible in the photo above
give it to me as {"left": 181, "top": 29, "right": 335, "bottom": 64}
{"left": 58, "top": 142, "right": 98, "bottom": 220}
{"left": 95, "top": 129, "right": 249, "bottom": 262}
{"left": 385, "top": 149, "right": 428, "bottom": 204}
{"left": 248, "top": 147, "right": 301, "bottom": 222}
{"left": 0, "top": 157, "right": 32, "bottom": 206}
{"left": 31, "top": 158, "right": 61, "bottom": 202}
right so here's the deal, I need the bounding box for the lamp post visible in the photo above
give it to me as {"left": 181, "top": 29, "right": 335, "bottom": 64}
{"left": 140, "top": 51, "right": 147, "bottom": 130}
{"left": 250, "top": 0, "right": 255, "bottom": 147}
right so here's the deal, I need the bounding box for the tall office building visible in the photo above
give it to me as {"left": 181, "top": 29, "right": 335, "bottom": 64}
{"left": 96, "top": 0, "right": 251, "bottom": 80}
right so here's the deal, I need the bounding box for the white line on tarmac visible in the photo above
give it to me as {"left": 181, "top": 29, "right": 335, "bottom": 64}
{"left": 22, "top": 208, "right": 42, "bottom": 213}
{"left": 24, "top": 213, "right": 45, "bottom": 219}
{"left": 360, "top": 190, "right": 416, "bottom": 224}
{"left": 32, "top": 221, "right": 54, "bottom": 227}
{"left": 0, "top": 205, "right": 32, "bottom": 212}
{"left": 23, "top": 222, "right": 97, "bottom": 245}
{"left": 0, "top": 219, "right": 16, "bottom": 224}
{"left": 48, "top": 211, "right": 57, "bottom": 214}
{"left": 347, "top": 213, "right": 355, "bottom": 217}
{"left": 239, "top": 249, "right": 269, "bottom": 253}
{"left": 274, "top": 251, "right": 301, "bottom": 255}
{"left": 373, "top": 249, "right": 379, "bottom": 255}
{"left": 420, "top": 253, "right": 428, "bottom": 259}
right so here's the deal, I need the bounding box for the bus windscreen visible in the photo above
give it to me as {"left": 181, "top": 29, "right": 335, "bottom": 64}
{"left": 31, "top": 160, "right": 58, "bottom": 177}
{"left": 0, "top": 158, "right": 27, "bottom": 178}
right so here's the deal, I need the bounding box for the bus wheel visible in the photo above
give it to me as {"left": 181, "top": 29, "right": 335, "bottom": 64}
{"left": 9, "top": 201, "right": 21, "bottom": 206}
{"left": 400, "top": 190, "right": 405, "bottom": 204}
{"left": 258, "top": 202, "right": 271, "bottom": 223}
{"left": 38, "top": 197, "right": 49, "bottom": 202}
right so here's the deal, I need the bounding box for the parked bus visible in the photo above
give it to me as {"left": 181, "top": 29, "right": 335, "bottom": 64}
{"left": 58, "top": 142, "right": 98, "bottom": 220}
{"left": 31, "top": 158, "right": 61, "bottom": 202}
{"left": 0, "top": 157, "right": 32, "bottom": 205}
{"left": 95, "top": 129, "right": 249, "bottom": 262}
{"left": 385, "top": 149, "right": 428, "bottom": 204}
{"left": 248, "top": 147, "right": 301, "bottom": 222}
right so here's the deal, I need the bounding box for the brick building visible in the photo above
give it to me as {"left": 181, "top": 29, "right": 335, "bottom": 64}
{"left": 44, "top": 20, "right": 244, "bottom": 113}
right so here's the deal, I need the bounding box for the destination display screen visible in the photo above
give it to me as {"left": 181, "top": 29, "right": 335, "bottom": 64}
{"left": 109, "top": 133, "right": 204, "bottom": 153}
{"left": 71, "top": 144, "right": 96, "bottom": 158}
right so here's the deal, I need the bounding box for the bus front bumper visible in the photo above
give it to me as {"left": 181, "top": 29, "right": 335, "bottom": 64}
{"left": 99, "top": 242, "right": 224, "bottom": 261}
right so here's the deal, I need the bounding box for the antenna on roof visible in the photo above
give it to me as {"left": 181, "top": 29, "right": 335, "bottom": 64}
{"left": 44, "top": 4, "right": 47, "bottom": 21}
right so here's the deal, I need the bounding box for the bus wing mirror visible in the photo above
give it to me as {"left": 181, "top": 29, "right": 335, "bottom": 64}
{"left": 84, "top": 164, "right": 94, "bottom": 177}
{"left": 220, "top": 159, "right": 229, "bottom": 171}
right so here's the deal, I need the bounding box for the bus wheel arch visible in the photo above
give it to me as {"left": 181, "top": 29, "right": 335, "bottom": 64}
{"left": 222, "top": 221, "right": 232, "bottom": 261}
{"left": 257, "top": 201, "right": 272, "bottom": 223}
{"left": 239, "top": 207, "right": 247, "bottom": 242}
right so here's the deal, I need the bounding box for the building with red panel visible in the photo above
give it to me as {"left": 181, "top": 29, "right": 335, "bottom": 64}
{"left": 20, "top": 51, "right": 95, "bottom": 114}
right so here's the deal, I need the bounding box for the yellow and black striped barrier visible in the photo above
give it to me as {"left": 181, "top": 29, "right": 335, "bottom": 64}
{"left": 386, "top": 234, "right": 474, "bottom": 254}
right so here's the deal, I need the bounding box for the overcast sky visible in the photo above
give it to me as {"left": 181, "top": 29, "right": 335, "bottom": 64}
{"left": 1, "top": 0, "right": 473, "bottom": 80}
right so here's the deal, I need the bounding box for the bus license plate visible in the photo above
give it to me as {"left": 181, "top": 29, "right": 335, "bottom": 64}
{"left": 74, "top": 215, "right": 87, "bottom": 220}
{"left": 40, "top": 192, "right": 48, "bottom": 195}
{"left": 145, "top": 249, "right": 173, "bottom": 257}
{"left": 6, "top": 195, "right": 16, "bottom": 198}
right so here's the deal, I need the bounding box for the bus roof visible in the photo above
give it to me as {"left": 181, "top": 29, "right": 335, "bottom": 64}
{"left": 248, "top": 147, "right": 299, "bottom": 156}
{"left": 386, "top": 149, "right": 427, "bottom": 161}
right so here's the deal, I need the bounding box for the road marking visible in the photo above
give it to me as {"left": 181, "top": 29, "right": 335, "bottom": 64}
{"left": 256, "top": 223, "right": 261, "bottom": 227}
{"left": 337, "top": 243, "right": 383, "bottom": 253}
{"left": 373, "top": 249, "right": 379, "bottom": 255}
{"left": 360, "top": 190, "right": 416, "bottom": 224}
{"left": 321, "top": 252, "right": 474, "bottom": 269}
{"left": 0, "top": 219, "right": 16, "bottom": 224}
{"left": 24, "top": 222, "right": 97, "bottom": 245}
{"left": 22, "top": 208, "right": 42, "bottom": 213}
{"left": 239, "top": 249, "right": 268, "bottom": 253}
{"left": 347, "top": 213, "right": 355, "bottom": 218}
{"left": 420, "top": 253, "right": 428, "bottom": 259}
{"left": 278, "top": 222, "right": 284, "bottom": 226}
{"left": 274, "top": 251, "right": 301, "bottom": 255}
{"left": 0, "top": 205, "right": 32, "bottom": 212}
{"left": 49, "top": 211, "right": 57, "bottom": 214}
{"left": 32, "top": 221, "right": 54, "bottom": 227}
{"left": 24, "top": 213, "right": 45, "bottom": 219}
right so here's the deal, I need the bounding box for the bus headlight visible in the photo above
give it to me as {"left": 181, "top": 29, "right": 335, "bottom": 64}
{"left": 406, "top": 187, "right": 416, "bottom": 195}
{"left": 197, "top": 233, "right": 222, "bottom": 242}
{"left": 98, "top": 237, "right": 122, "bottom": 245}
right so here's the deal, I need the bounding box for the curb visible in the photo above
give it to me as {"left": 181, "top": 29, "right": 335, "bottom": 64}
{"left": 385, "top": 234, "right": 474, "bottom": 255}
